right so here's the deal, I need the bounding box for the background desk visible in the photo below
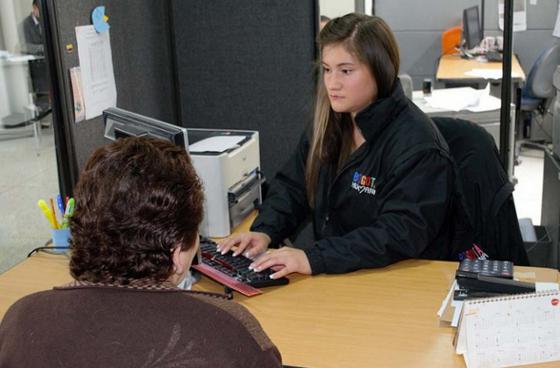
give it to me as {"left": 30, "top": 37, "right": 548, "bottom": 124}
{"left": 1, "top": 253, "right": 558, "bottom": 367}
{"left": 436, "top": 54, "right": 526, "bottom": 84}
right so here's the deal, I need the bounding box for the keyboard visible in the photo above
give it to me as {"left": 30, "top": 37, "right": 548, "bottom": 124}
{"left": 191, "top": 238, "right": 289, "bottom": 297}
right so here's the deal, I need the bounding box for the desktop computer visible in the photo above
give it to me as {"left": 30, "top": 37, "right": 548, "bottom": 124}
{"left": 461, "top": 5, "right": 502, "bottom": 62}
{"left": 463, "top": 6, "right": 482, "bottom": 51}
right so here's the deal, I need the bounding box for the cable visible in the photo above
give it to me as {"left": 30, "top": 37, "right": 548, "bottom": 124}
{"left": 27, "top": 239, "right": 70, "bottom": 257}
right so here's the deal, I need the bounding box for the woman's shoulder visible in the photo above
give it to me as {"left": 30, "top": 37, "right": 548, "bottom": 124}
{"left": 187, "top": 291, "right": 275, "bottom": 351}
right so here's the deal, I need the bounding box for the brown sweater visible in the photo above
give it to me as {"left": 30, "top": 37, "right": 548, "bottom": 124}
{"left": 0, "top": 281, "right": 282, "bottom": 367}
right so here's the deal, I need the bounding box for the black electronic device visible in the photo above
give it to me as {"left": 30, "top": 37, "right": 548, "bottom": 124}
{"left": 103, "top": 107, "right": 188, "bottom": 149}
{"left": 485, "top": 50, "right": 503, "bottom": 62}
{"left": 192, "top": 238, "right": 289, "bottom": 297}
{"left": 457, "top": 259, "right": 513, "bottom": 279}
{"left": 463, "top": 6, "right": 483, "bottom": 50}
{"left": 456, "top": 272, "right": 536, "bottom": 295}
{"left": 455, "top": 259, "right": 535, "bottom": 299}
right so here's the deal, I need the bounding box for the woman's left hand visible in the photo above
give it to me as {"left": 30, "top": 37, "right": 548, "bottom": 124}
{"left": 249, "top": 247, "right": 312, "bottom": 279}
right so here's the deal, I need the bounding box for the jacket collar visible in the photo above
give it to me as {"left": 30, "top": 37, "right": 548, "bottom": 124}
{"left": 354, "top": 81, "right": 407, "bottom": 142}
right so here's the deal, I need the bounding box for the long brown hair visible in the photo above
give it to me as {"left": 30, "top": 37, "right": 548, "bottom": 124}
{"left": 305, "top": 13, "right": 400, "bottom": 206}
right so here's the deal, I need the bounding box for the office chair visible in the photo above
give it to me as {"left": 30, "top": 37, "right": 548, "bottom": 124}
{"left": 0, "top": 58, "right": 51, "bottom": 148}
{"left": 432, "top": 117, "right": 529, "bottom": 265}
{"left": 398, "top": 74, "right": 413, "bottom": 100}
{"left": 27, "top": 58, "right": 52, "bottom": 122}
{"left": 519, "top": 43, "right": 560, "bottom": 142}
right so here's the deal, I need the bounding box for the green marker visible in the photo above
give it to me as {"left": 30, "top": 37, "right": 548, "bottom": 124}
{"left": 61, "top": 198, "right": 75, "bottom": 229}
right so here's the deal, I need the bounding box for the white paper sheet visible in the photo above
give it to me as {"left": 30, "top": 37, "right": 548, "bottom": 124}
{"left": 75, "top": 25, "right": 117, "bottom": 120}
{"left": 535, "top": 282, "right": 560, "bottom": 292}
{"left": 467, "top": 93, "right": 502, "bottom": 112}
{"left": 189, "top": 136, "right": 246, "bottom": 153}
{"left": 464, "top": 69, "right": 503, "bottom": 80}
{"left": 424, "top": 85, "right": 501, "bottom": 113}
{"left": 424, "top": 87, "right": 481, "bottom": 112}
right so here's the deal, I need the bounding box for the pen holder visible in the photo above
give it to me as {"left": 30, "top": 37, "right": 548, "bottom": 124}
{"left": 51, "top": 228, "right": 71, "bottom": 252}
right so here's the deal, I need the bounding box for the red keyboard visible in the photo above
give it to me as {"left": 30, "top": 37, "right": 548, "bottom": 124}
{"left": 192, "top": 238, "right": 289, "bottom": 297}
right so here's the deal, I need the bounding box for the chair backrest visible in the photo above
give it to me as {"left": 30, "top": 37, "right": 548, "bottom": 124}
{"left": 432, "top": 117, "right": 529, "bottom": 265}
{"left": 441, "top": 26, "right": 462, "bottom": 55}
{"left": 398, "top": 74, "right": 413, "bottom": 100}
{"left": 526, "top": 43, "right": 560, "bottom": 99}
{"left": 28, "top": 58, "right": 50, "bottom": 95}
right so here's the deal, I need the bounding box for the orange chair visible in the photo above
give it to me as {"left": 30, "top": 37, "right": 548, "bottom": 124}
{"left": 441, "top": 26, "right": 462, "bottom": 55}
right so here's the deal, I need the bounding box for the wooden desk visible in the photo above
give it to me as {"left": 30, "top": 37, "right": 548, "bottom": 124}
{"left": 1, "top": 252, "right": 558, "bottom": 368}
{"left": 436, "top": 54, "right": 526, "bottom": 82}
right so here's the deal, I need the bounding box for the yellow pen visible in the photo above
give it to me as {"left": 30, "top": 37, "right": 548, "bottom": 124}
{"left": 49, "top": 197, "right": 60, "bottom": 229}
{"left": 37, "top": 199, "right": 57, "bottom": 229}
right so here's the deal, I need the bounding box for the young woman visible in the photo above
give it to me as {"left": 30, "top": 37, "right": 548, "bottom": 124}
{"left": 218, "top": 13, "right": 456, "bottom": 279}
{"left": 0, "top": 137, "right": 281, "bottom": 367}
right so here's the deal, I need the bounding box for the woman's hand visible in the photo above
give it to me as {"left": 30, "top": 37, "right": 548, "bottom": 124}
{"left": 217, "top": 231, "right": 271, "bottom": 258}
{"left": 250, "top": 247, "right": 312, "bottom": 279}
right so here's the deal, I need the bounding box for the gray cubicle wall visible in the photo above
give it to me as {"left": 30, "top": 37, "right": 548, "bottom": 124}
{"left": 376, "top": 0, "right": 560, "bottom": 89}
{"left": 171, "top": 0, "right": 318, "bottom": 180}
{"left": 45, "top": 0, "right": 177, "bottom": 184}
{"left": 46, "top": 0, "right": 317, "bottom": 188}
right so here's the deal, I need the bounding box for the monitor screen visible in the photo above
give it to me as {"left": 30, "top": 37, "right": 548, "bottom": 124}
{"left": 103, "top": 107, "right": 188, "bottom": 150}
{"left": 463, "top": 6, "right": 482, "bottom": 50}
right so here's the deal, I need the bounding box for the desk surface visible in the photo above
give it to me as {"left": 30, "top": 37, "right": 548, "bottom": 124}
{"left": 436, "top": 54, "right": 526, "bottom": 81}
{"left": 1, "top": 252, "right": 558, "bottom": 368}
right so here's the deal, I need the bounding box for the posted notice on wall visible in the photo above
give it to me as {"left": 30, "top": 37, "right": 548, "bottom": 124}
{"left": 75, "top": 25, "right": 117, "bottom": 120}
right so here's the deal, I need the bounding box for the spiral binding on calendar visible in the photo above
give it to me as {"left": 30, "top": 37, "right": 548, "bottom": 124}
{"left": 467, "top": 289, "right": 559, "bottom": 304}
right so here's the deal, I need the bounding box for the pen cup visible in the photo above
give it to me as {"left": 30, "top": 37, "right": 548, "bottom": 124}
{"left": 51, "top": 228, "right": 71, "bottom": 252}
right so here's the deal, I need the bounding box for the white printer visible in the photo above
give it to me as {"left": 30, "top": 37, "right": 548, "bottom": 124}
{"left": 102, "top": 108, "right": 260, "bottom": 238}
{"left": 188, "top": 129, "right": 262, "bottom": 238}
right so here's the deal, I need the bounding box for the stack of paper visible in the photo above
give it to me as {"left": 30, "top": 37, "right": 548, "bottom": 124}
{"left": 189, "top": 135, "right": 246, "bottom": 153}
{"left": 424, "top": 86, "right": 501, "bottom": 112}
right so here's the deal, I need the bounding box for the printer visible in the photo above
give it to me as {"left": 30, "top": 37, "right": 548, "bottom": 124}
{"left": 188, "top": 129, "right": 262, "bottom": 238}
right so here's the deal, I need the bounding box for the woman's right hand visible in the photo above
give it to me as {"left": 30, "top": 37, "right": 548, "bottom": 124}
{"left": 217, "top": 231, "right": 272, "bottom": 258}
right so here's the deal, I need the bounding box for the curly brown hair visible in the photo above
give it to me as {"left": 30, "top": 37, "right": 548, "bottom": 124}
{"left": 69, "top": 137, "right": 204, "bottom": 285}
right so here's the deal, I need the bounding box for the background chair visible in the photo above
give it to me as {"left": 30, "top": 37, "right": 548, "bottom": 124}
{"left": 0, "top": 58, "right": 51, "bottom": 148}
{"left": 398, "top": 73, "right": 413, "bottom": 100}
{"left": 519, "top": 43, "right": 560, "bottom": 142}
{"left": 432, "top": 117, "right": 529, "bottom": 265}
{"left": 27, "top": 58, "right": 52, "bottom": 122}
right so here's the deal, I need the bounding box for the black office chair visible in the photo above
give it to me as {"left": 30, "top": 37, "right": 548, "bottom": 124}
{"left": 27, "top": 58, "right": 52, "bottom": 122}
{"left": 519, "top": 43, "right": 560, "bottom": 141}
{"left": 432, "top": 117, "right": 529, "bottom": 265}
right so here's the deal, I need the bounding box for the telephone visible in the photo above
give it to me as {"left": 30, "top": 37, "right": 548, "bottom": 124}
{"left": 454, "top": 259, "right": 535, "bottom": 300}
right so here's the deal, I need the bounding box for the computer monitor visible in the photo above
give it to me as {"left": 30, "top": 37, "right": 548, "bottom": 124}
{"left": 463, "top": 6, "right": 483, "bottom": 50}
{"left": 103, "top": 107, "right": 188, "bottom": 149}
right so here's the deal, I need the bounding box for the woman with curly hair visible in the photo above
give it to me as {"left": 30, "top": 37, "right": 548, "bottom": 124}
{"left": 0, "top": 136, "right": 281, "bottom": 367}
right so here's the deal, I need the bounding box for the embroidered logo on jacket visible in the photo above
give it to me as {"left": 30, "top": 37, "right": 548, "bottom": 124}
{"left": 351, "top": 171, "right": 377, "bottom": 195}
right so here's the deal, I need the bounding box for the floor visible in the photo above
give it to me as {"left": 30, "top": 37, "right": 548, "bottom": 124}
{"left": 0, "top": 127, "right": 547, "bottom": 274}
{"left": 0, "top": 120, "right": 59, "bottom": 274}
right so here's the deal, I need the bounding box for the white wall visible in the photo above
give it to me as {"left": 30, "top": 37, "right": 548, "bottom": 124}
{"left": 0, "top": 0, "right": 31, "bottom": 52}
{"left": 319, "top": 0, "right": 355, "bottom": 19}
{"left": 0, "top": 15, "right": 5, "bottom": 50}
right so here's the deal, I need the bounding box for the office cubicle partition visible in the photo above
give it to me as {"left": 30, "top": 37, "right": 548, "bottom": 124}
{"left": 43, "top": 0, "right": 318, "bottom": 196}
{"left": 171, "top": 0, "right": 318, "bottom": 179}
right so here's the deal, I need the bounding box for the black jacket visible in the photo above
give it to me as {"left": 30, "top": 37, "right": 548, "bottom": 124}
{"left": 251, "top": 83, "right": 456, "bottom": 274}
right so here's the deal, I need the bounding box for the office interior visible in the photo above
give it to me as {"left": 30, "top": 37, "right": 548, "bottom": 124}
{"left": 0, "top": 1, "right": 556, "bottom": 273}
{"left": 0, "top": 0, "right": 558, "bottom": 272}
{"left": 1, "top": 0, "right": 560, "bottom": 367}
